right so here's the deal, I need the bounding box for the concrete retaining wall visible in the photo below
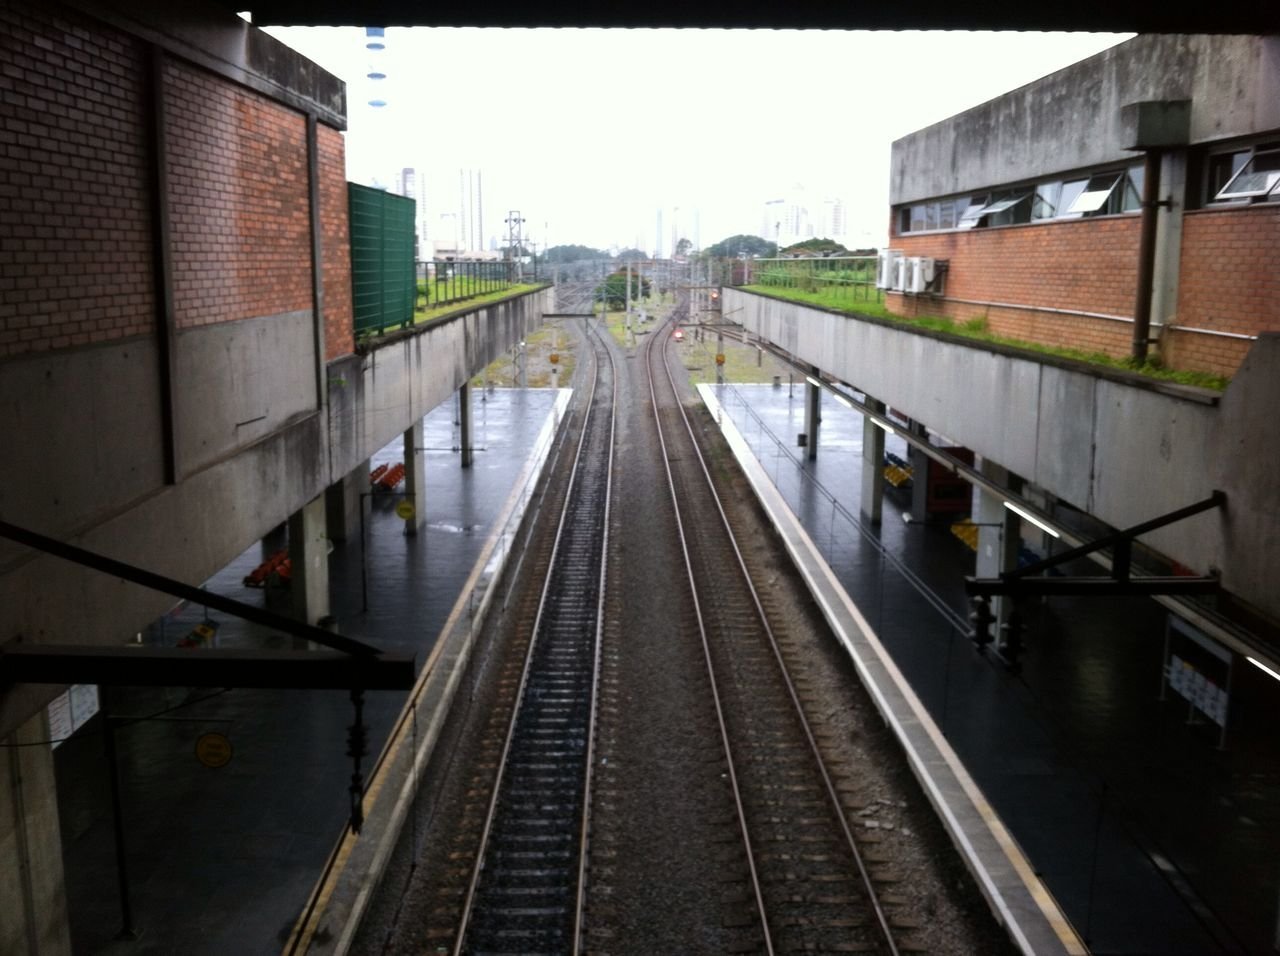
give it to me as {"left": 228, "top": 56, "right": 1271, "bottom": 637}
{"left": 890, "top": 35, "right": 1280, "bottom": 203}
{"left": 0, "top": 288, "right": 552, "bottom": 740}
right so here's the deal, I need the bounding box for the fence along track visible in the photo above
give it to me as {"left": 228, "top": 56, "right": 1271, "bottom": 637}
{"left": 646, "top": 318, "right": 901, "bottom": 956}
{"left": 452, "top": 319, "right": 615, "bottom": 955}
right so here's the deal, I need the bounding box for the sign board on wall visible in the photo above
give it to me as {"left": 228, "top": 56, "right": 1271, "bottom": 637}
{"left": 47, "top": 685, "right": 100, "bottom": 749}
{"left": 1163, "top": 615, "right": 1232, "bottom": 746}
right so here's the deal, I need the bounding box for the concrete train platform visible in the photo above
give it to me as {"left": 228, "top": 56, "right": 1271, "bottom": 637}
{"left": 52, "top": 387, "right": 569, "bottom": 955}
{"left": 702, "top": 380, "right": 1280, "bottom": 956}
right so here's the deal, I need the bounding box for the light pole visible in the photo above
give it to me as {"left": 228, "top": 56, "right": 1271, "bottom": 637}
{"left": 504, "top": 210, "right": 526, "bottom": 281}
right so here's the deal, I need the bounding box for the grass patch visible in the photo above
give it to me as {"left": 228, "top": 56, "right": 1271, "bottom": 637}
{"left": 414, "top": 283, "right": 540, "bottom": 326}
{"left": 744, "top": 284, "right": 1230, "bottom": 392}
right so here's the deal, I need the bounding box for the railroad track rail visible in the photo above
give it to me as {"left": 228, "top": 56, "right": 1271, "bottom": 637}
{"left": 447, "top": 318, "right": 615, "bottom": 955}
{"left": 644, "top": 318, "right": 904, "bottom": 956}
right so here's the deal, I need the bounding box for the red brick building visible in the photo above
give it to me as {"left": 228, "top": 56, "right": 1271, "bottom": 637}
{"left": 884, "top": 35, "right": 1279, "bottom": 379}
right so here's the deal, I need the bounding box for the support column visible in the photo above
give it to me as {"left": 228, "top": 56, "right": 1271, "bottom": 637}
{"left": 1, "top": 711, "right": 71, "bottom": 955}
{"left": 974, "top": 457, "right": 1020, "bottom": 627}
{"left": 403, "top": 420, "right": 426, "bottom": 535}
{"left": 907, "top": 420, "right": 930, "bottom": 523}
{"left": 459, "top": 382, "right": 474, "bottom": 469}
{"left": 861, "top": 399, "right": 886, "bottom": 525}
{"left": 324, "top": 460, "right": 367, "bottom": 545}
{"left": 288, "top": 494, "right": 330, "bottom": 631}
{"left": 804, "top": 365, "right": 820, "bottom": 461}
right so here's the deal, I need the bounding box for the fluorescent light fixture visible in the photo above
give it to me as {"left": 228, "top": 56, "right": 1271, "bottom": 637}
{"left": 1248, "top": 657, "right": 1280, "bottom": 683}
{"left": 805, "top": 376, "right": 822, "bottom": 388}
{"left": 832, "top": 392, "right": 853, "bottom": 409}
{"left": 237, "top": 10, "right": 252, "bottom": 21}
{"left": 1003, "top": 500, "right": 1060, "bottom": 538}
{"left": 872, "top": 419, "right": 895, "bottom": 436}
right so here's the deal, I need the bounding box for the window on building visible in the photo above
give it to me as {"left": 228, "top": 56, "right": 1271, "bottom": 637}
{"left": 937, "top": 198, "right": 958, "bottom": 230}
{"left": 980, "top": 192, "right": 1032, "bottom": 226}
{"left": 1214, "top": 145, "right": 1280, "bottom": 201}
{"left": 956, "top": 195, "right": 989, "bottom": 229}
{"left": 1057, "top": 179, "right": 1088, "bottom": 216}
{"left": 1032, "top": 181, "right": 1063, "bottom": 219}
{"left": 1207, "top": 150, "right": 1249, "bottom": 200}
{"left": 909, "top": 204, "right": 927, "bottom": 232}
{"left": 1121, "top": 164, "right": 1144, "bottom": 212}
{"left": 1063, "top": 172, "right": 1124, "bottom": 216}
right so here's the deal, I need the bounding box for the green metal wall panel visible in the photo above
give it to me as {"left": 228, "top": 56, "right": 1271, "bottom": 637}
{"left": 348, "top": 183, "right": 416, "bottom": 335}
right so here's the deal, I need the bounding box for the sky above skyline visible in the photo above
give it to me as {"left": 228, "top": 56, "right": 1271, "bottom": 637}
{"left": 264, "top": 26, "right": 1132, "bottom": 253}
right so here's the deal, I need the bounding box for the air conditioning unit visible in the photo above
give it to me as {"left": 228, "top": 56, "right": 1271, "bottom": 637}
{"left": 892, "top": 256, "right": 910, "bottom": 292}
{"left": 875, "top": 249, "right": 902, "bottom": 290}
{"left": 907, "top": 256, "right": 935, "bottom": 294}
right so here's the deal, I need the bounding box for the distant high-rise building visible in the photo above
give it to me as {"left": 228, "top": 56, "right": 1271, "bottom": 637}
{"left": 762, "top": 185, "right": 847, "bottom": 248}
{"left": 394, "top": 167, "right": 431, "bottom": 259}
{"left": 655, "top": 209, "right": 664, "bottom": 258}
{"left": 821, "top": 197, "right": 847, "bottom": 242}
{"left": 763, "top": 191, "right": 810, "bottom": 248}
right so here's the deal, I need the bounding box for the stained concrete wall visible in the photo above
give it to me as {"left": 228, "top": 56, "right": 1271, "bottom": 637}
{"left": 728, "top": 288, "right": 1278, "bottom": 624}
{"left": 890, "top": 35, "right": 1280, "bottom": 203}
{"left": 0, "top": 712, "right": 71, "bottom": 955}
{"left": 327, "top": 291, "right": 552, "bottom": 481}
{"left": 173, "top": 310, "right": 319, "bottom": 476}
{"left": 0, "top": 288, "right": 551, "bottom": 740}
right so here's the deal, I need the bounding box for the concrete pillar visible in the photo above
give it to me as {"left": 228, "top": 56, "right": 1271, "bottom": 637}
{"left": 804, "top": 365, "right": 820, "bottom": 461}
{"left": 907, "top": 420, "right": 930, "bottom": 523}
{"left": 458, "top": 382, "right": 474, "bottom": 469}
{"left": 861, "top": 399, "right": 887, "bottom": 525}
{"left": 1, "top": 711, "right": 72, "bottom": 955}
{"left": 403, "top": 420, "right": 426, "bottom": 535}
{"left": 974, "top": 457, "right": 1021, "bottom": 626}
{"left": 324, "top": 460, "right": 367, "bottom": 545}
{"left": 288, "top": 494, "right": 330, "bottom": 629}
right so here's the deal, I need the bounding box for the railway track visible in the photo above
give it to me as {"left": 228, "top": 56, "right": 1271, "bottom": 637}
{"left": 444, "top": 318, "right": 615, "bottom": 955}
{"left": 643, "top": 318, "right": 904, "bottom": 955}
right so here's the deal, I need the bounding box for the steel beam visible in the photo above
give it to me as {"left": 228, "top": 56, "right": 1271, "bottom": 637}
{"left": 965, "top": 575, "right": 1220, "bottom": 598}
{"left": 0, "top": 520, "right": 383, "bottom": 657}
{"left": 0, "top": 645, "right": 415, "bottom": 691}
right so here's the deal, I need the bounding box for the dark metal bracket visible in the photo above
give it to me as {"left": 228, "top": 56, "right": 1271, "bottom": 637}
{"left": 0, "top": 517, "right": 414, "bottom": 694}
{"left": 964, "top": 491, "right": 1225, "bottom": 671}
{"left": 1, "top": 518, "right": 414, "bottom": 837}
{"left": 965, "top": 490, "right": 1224, "bottom": 600}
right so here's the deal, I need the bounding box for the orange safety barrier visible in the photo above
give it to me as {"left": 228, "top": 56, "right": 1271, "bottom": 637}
{"left": 369, "top": 463, "right": 389, "bottom": 485}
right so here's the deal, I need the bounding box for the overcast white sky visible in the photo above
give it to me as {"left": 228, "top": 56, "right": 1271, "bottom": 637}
{"left": 264, "top": 27, "right": 1132, "bottom": 253}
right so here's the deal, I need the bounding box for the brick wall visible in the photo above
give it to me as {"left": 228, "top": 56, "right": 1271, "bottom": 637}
{"left": 889, "top": 217, "right": 1142, "bottom": 360}
{"left": 164, "top": 58, "right": 311, "bottom": 329}
{"left": 318, "top": 124, "right": 353, "bottom": 359}
{"left": 1167, "top": 206, "right": 1280, "bottom": 376}
{"left": 0, "top": 5, "right": 154, "bottom": 358}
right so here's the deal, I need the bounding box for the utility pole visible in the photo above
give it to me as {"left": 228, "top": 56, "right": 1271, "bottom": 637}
{"left": 504, "top": 211, "right": 526, "bottom": 282}
{"left": 625, "top": 258, "right": 632, "bottom": 343}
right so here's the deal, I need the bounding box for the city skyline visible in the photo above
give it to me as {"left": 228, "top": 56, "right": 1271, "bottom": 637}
{"left": 268, "top": 27, "right": 1133, "bottom": 254}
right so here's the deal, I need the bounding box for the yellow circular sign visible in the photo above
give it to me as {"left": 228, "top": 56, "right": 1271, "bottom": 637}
{"left": 715, "top": 353, "right": 726, "bottom": 365}
{"left": 195, "top": 732, "right": 233, "bottom": 768}
{"left": 395, "top": 499, "right": 416, "bottom": 520}
{"left": 549, "top": 353, "right": 559, "bottom": 364}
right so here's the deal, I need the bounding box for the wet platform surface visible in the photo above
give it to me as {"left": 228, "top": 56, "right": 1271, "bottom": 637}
{"left": 707, "top": 381, "right": 1280, "bottom": 956}
{"left": 53, "top": 388, "right": 567, "bottom": 955}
